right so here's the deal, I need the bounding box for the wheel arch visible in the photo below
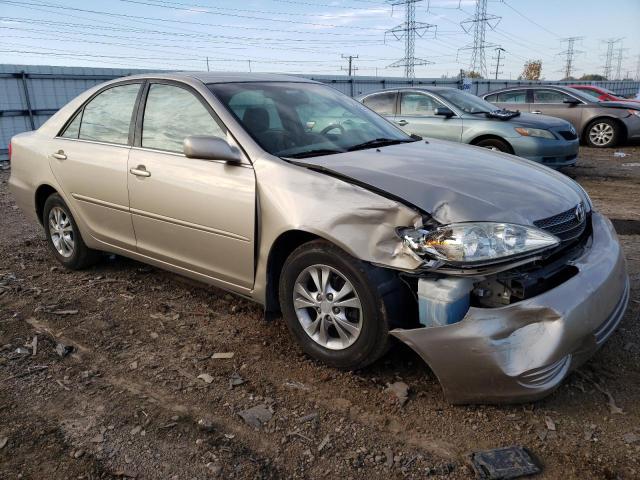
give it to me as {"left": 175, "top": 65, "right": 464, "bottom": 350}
{"left": 582, "top": 116, "right": 628, "bottom": 144}
{"left": 34, "top": 184, "right": 59, "bottom": 225}
{"left": 469, "top": 134, "right": 515, "bottom": 154}
{"left": 264, "top": 229, "right": 322, "bottom": 316}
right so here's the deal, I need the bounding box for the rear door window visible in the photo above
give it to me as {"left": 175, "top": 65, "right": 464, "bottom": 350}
{"left": 496, "top": 90, "right": 528, "bottom": 103}
{"left": 78, "top": 83, "right": 140, "bottom": 144}
{"left": 362, "top": 92, "right": 396, "bottom": 115}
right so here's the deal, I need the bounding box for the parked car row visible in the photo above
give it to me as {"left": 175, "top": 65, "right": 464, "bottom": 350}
{"left": 8, "top": 73, "right": 629, "bottom": 404}
{"left": 358, "top": 85, "right": 640, "bottom": 165}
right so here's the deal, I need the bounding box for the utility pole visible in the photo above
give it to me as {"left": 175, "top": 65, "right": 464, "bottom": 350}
{"left": 385, "top": 0, "right": 436, "bottom": 78}
{"left": 602, "top": 38, "right": 622, "bottom": 79}
{"left": 491, "top": 47, "right": 505, "bottom": 80}
{"left": 341, "top": 54, "right": 359, "bottom": 76}
{"left": 458, "top": 0, "right": 501, "bottom": 77}
{"left": 248, "top": 59, "right": 252, "bottom": 73}
{"left": 558, "top": 37, "right": 583, "bottom": 79}
{"left": 206, "top": 56, "right": 210, "bottom": 72}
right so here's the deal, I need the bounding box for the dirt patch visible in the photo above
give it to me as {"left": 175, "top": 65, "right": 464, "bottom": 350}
{"left": 2, "top": 145, "right": 640, "bottom": 479}
{"left": 611, "top": 219, "right": 640, "bottom": 236}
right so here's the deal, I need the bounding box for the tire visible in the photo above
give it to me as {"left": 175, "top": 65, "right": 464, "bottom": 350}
{"left": 585, "top": 118, "right": 619, "bottom": 148}
{"left": 279, "top": 240, "right": 405, "bottom": 370}
{"left": 43, "top": 193, "right": 99, "bottom": 270}
{"left": 474, "top": 138, "right": 512, "bottom": 153}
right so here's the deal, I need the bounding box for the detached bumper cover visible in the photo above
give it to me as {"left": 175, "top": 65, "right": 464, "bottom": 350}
{"left": 391, "top": 212, "right": 629, "bottom": 404}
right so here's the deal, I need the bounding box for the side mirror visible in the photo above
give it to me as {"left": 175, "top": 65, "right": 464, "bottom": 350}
{"left": 563, "top": 98, "right": 581, "bottom": 106}
{"left": 434, "top": 107, "right": 455, "bottom": 117}
{"left": 183, "top": 135, "right": 243, "bottom": 164}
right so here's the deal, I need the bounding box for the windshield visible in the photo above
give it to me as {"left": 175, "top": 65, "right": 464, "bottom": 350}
{"left": 208, "top": 82, "right": 412, "bottom": 158}
{"left": 565, "top": 88, "right": 599, "bottom": 103}
{"left": 437, "top": 89, "right": 499, "bottom": 114}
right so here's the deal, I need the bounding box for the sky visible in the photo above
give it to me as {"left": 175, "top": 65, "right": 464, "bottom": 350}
{"left": 0, "top": 0, "right": 639, "bottom": 80}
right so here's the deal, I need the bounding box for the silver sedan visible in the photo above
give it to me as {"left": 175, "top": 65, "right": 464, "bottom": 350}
{"left": 358, "top": 87, "right": 579, "bottom": 168}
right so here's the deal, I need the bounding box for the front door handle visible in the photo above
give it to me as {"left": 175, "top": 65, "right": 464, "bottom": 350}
{"left": 531, "top": 110, "right": 541, "bottom": 114}
{"left": 130, "top": 165, "right": 151, "bottom": 177}
{"left": 395, "top": 119, "right": 409, "bottom": 126}
{"left": 51, "top": 150, "right": 67, "bottom": 160}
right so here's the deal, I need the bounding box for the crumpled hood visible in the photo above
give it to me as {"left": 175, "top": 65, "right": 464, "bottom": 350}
{"left": 290, "top": 138, "right": 585, "bottom": 225}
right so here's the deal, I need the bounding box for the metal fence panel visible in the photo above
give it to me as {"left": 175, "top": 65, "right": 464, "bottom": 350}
{"left": 2, "top": 64, "right": 639, "bottom": 160}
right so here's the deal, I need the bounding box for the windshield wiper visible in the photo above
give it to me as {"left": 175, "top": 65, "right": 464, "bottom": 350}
{"left": 286, "top": 148, "right": 345, "bottom": 159}
{"left": 346, "top": 137, "right": 414, "bottom": 152}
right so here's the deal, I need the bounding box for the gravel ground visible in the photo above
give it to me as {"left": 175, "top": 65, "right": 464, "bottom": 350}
{"left": 1, "top": 145, "right": 639, "bottom": 479}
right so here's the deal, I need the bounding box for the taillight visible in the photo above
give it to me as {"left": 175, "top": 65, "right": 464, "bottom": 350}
{"left": 7, "top": 142, "right": 11, "bottom": 162}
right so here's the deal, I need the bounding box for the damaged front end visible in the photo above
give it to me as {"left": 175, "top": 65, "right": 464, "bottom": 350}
{"left": 389, "top": 210, "right": 629, "bottom": 404}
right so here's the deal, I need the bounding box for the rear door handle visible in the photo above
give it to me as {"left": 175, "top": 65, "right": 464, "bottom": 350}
{"left": 51, "top": 150, "right": 67, "bottom": 160}
{"left": 395, "top": 119, "right": 409, "bottom": 126}
{"left": 531, "top": 110, "right": 541, "bottom": 114}
{"left": 130, "top": 165, "right": 151, "bottom": 177}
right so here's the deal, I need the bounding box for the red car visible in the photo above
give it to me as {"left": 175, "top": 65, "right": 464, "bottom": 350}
{"left": 570, "top": 85, "right": 640, "bottom": 104}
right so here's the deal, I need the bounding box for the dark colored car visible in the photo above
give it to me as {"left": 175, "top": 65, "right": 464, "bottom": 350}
{"left": 483, "top": 85, "right": 640, "bottom": 147}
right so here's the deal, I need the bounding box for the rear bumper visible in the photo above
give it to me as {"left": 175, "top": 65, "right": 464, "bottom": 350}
{"left": 510, "top": 136, "right": 579, "bottom": 168}
{"left": 391, "top": 212, "right": 629, "bottom": 404}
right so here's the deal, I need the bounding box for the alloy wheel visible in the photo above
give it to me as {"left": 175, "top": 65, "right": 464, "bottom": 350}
{"left": 293, "top": 264, "right": 363, "bottom": 350}
{"left": 48, "top": 206, "right": 74, "bottom": 258}
{"left": 589, "top": 122, "right": 614, "bottom": 146}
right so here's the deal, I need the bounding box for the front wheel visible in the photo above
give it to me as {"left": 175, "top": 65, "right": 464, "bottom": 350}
{"left": 279, "top": 240, "right": 394, "bottom": 370}
{"left": 585, "top": 119, "right": 619, "bottom": 148}
{"left": 474, "top": 138, "right": 512, "bottom": 153}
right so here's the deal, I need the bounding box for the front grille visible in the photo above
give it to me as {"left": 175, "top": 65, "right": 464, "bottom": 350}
{"left": 558, "top": 130, "right": 578, "bottom": 140}
{"left": 534, "top": 204, "right": 587, "bottom": 242}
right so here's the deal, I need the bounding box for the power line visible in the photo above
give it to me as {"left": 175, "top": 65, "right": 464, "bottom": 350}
{"left": 558, "top": 37, "right": 583, "bottom": 79}
{"left": 499, "top": 0, "right": 560, "bottom": 38}
{"left": 386, "top": 0, "right": 436, "bottom": 78}
{"left": 458, "top": 0, "right": 501, "bottom": 77}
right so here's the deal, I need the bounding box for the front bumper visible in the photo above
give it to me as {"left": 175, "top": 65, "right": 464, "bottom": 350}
{"left": 509, "top": 136, "right": 579, "bottom": 168}
{"left": 391, "top": 212, "right": 629, "bottom": 404}
{"left": 624, "top": 114, "right": 640, "bottom": 140}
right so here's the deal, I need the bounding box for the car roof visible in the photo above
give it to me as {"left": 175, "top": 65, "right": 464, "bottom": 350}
{"left": 117, "top": 71, "right": 317, "bottom": 84}
{"left": 483, "top": 85, "right": 578, "bottom": 96}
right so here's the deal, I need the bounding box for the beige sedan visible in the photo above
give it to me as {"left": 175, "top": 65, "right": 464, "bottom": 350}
{"left": 9, "top": 73, "right": 628, "bottom": 404}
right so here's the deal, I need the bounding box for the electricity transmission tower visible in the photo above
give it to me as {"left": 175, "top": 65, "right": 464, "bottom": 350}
{"left": 614, "top": 44, "right": 628, "bottom": 80}
{"left": 341, "top": 55, "right": 359, "bottom": 76}
{"left": 558, "top": 37, "right": 583, "bottom": 79}
{"left": 458, "top": 0, "right": 501, "bottom": 77}
{"left": 491, "top": 47, "right": 505, "bottom": 79}
{"left": 602, "top": 38, "right": 622, "bottom": 79}
{"left": 385, "top": 0, "right": 436, "bottom": 78}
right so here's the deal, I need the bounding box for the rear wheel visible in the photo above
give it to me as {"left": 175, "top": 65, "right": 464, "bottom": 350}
{"left": 43, "top": 193, "right": 99, "bottom": 270}
{"left": 585, "top": 119, "right": 619, "bottom": 148}
{"left": 474, "top": 138, "right": 512, "bottom": 153}
{"left": 279, "top": 240, "right": 397, "bottom": 370}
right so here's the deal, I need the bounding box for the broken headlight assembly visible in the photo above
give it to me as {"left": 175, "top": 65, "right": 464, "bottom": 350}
{"left": 399, "top": 222, "right": 560, "bottom": 266}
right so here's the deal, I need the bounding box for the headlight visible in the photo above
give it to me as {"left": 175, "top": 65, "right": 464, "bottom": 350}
{"left": 514, "top": 127, "right": 556, "bottom": 139}
{"left": 628, "top": 109, "right": 640, "bottom": 118}
{"left": 400, "top": 222, "right": 560, "bottom": 265}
